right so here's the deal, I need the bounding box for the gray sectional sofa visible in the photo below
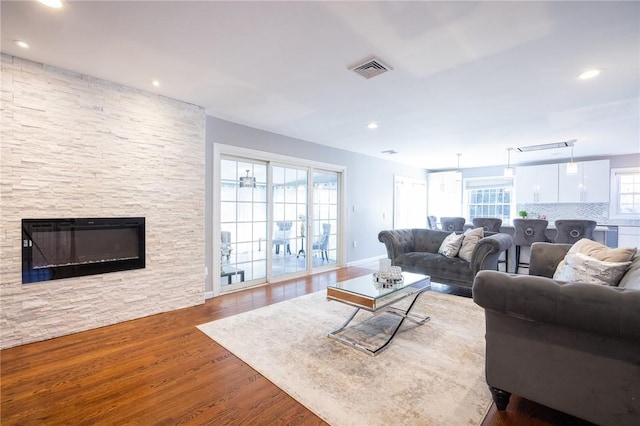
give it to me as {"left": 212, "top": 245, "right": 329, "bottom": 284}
{"left": 473, "top": 242, "right": 640, "bottom": 425}
{"left": 377, "top": 228, "right": 512, "bottom": 288}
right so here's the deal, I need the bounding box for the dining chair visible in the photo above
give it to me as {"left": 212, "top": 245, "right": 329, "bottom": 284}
{"left": 312, "top": 223, "right": 331, "bottom": 261}
{"left": 273, "top": 221, "right": 293, "bottom": 255}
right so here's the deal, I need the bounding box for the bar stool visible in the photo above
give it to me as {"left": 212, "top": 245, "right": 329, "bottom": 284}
{"left": 473, "top": 218, "right": 506, "bottom": 271}
{"left": 472, "top": 217, "right": 502, "bottom": 233}
{"left": 440, "top": 217, "right": 466, "bottom": 232}
{"left": 427, "top": 215, "right": 438, "bottom": 230}
{"left": 554, "top": 220, "right": 597, "bottom": 244}
{"left": 513, "top": 219, "right": 549, "bottom": 273}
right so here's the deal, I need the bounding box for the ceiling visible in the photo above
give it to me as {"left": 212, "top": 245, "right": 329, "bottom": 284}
{"left": 2, "top": 1, "right": 639, "bottom": 170}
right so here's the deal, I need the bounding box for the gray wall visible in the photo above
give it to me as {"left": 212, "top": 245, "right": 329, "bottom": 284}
{"left": 205, "top": 116, "right": 427, "bottom": 293}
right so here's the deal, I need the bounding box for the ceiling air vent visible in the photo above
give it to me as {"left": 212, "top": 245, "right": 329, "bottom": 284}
{"left": 516, "top": 139, "right": 576, "bottom": 152}
{"left": 349, "top": 57, "right": 392, "bottom": 79}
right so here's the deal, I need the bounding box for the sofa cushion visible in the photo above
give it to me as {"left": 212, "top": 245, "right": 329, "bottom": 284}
{"left": 438, "top": 232, "right": 464, "bottom": 257}
{"left": 458, "top": 227, "right": 484, "bottom": 262}
{"left": 619, "top": 254, "right": 640, "bottom": 289}
{"left": 395, "top": 252, "right": 473, "bottom": 282}
{"left": 413, "top": 229, "right": 449, "bottom": 253}
{"left": 553, "top": 252, "right": 632, "bottom": 286}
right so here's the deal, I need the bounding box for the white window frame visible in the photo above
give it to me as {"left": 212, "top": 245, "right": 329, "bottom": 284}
{"left": 610, "top": 166, "right": 640, "bottom": 219}
{"left": 463, "top": 176, "right": 515, "bottom": 224}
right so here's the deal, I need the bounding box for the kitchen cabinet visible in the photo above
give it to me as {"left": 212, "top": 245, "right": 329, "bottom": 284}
{"left": 516, "top": 164, "right": 559, "bottom": 203}
{"left": 618, "top": 226, "right": 640, "bottom": 249}
{"left": 559, "top": 160, "right": 610, "bottom": 202}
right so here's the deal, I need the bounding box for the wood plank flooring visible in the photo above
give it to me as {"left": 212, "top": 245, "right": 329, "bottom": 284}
{"left": 1, "top": 266, "right": 593, "bottom": 425}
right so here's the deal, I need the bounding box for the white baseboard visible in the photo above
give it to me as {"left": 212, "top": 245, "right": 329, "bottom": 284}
{"left": 347, "top": 255, "right": 386, "bottom": 267}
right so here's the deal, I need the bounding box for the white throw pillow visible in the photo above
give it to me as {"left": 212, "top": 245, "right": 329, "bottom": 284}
{"left": 553, "top": 252, "right": 631, "bottom": 286}
{"left": 438, "top": 232, "right": 464, "bottom": 258}
{"left": 458, "top": 227, "right": 484, "bottom": 262}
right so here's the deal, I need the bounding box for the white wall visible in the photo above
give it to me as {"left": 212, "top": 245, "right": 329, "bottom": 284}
{"left": 0, "top": 55, "right": 206, "bottom": 349}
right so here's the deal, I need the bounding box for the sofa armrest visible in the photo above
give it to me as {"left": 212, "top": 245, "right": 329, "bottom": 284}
{"left": 473, "top": 270, "right": 640, "bottom": 340}
{"left": 529, "top": 242, "right": 572, "bottom": 278}
{"left": 377, "top": 229, "right": 415, "bottom": 261}
{"left": 470, "top": 233, "right": 513, "bottom": 276}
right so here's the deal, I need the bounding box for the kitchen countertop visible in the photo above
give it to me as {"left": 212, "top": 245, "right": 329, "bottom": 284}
{"left": 499, "top": 225, "right": 613, "bottom": 231}
{"left": 597, "top": 219, "right": 640, "bottom": 227}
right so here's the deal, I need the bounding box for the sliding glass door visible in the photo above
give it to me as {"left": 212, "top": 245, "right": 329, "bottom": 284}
{"left": 220, "top": 159, "right": 267, "bottom": 291}
{"left": 271, "top": 165, "right": 308, "bottom": 278}
{"left": 310, "top": 170, "right": 338, "bottom": 269}
{"left": 217, "top": 150, "right": 343, "bottom": 293}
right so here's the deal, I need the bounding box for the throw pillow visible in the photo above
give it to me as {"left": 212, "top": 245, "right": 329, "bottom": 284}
{"left": 457, "top": 227, "right": 484, "bottom": 262}
{"left": 553, "top": 252, "right": 632, "bottom": 286}
{"left": 556, "top": 238, "right": 637, "bottom": 271}
{"left": 438, "top": 232, "right": 464, "bottom": 258}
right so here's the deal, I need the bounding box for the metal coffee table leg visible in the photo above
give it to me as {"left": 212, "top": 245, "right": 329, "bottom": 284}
{"left": 328, "top": 290, "right": 430, "bottom": 356}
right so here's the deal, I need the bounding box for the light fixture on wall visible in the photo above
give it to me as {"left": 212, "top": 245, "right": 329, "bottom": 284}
{"left": 504, "top": 148, "right": 514, "bottom": 177}
{"left": 566, "top": 140, "right": 578, "bottom": 175}
{"left": 239, "top": 169, "right": 256, "bottom": 188}
{"left": 455, "top": 153, "right": 462, "bottom": 183}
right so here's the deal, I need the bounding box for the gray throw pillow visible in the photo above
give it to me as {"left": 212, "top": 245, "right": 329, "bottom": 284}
{"left": 553, "top": 252, "right": 632, "bottom": 286}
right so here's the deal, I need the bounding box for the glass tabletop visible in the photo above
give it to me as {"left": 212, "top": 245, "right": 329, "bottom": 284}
{"left": 328, "top": 272, "right": 430, "bottom": 300}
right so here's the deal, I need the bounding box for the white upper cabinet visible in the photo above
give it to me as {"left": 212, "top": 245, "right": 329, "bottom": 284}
{"left": 516, "top": 164, "right": 559, "bottom": 203}
{"left": 559, "top": 160, "right": 610, "bottom": 202}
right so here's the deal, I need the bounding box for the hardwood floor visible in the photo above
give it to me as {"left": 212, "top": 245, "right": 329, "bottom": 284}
{"left": 1, "top": 266, "right": 593, "bottom": 425}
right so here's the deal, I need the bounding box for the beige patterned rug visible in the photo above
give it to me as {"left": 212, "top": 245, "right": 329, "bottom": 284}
{"left": 198, "top": 290, "right": 492, "bottom": 426}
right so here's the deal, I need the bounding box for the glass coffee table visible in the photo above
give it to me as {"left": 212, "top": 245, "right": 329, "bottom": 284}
{"left": 326, "top": 272, "right": 431, "bottom": 356}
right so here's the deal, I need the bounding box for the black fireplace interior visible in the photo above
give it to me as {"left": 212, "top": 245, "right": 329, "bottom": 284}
{"left": 22, "top": 217, "right": 145, "bottom": 284}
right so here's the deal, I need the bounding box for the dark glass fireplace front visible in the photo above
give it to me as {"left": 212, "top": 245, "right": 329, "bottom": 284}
{"left": 22, "top": 217, "right": 145, "bottom": 283}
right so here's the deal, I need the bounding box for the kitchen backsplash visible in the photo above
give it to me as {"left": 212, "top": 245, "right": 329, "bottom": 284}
{"left": 514, "top": 203, "right": 609, "bottom": 224}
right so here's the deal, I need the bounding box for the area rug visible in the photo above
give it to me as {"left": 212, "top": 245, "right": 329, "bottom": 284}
{"left": 197, "top": 290, "right": 492, "bottom": 426}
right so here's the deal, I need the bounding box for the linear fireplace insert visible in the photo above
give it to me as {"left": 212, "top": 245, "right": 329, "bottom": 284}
{"left": 22, "top": 217, "right": 145, "bottom": 284}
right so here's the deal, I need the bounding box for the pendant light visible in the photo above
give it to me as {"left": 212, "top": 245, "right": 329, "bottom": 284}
{"left": 504, "top": 148, "right": 514, "bottom": 177}
{"left": 567, "top": 142, "right": 578, "bottom": 175}
{"left": 239, "top": 169, "right": 256, "bottom": 188}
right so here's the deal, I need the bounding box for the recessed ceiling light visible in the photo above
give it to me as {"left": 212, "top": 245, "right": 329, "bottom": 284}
{"left": 578, "top": 69, "right": 602, "bottom": 80}
{"left": 151, "top": 80, "right": 160, "bottom": 87}
{"left": 367, "top": 122, "right": 379, "bottom": 129}
{"left": 14, "top": 40, "right": 29, "bottom": 49}
{"left": 38, "top": 0, "right": 63, "bottom": 8}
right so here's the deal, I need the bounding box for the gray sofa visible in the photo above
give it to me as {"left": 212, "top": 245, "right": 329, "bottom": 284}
{"left": 473, "top": 242, "right": 640, "bottom": 426}
{"left": 377, "top": 228, "right": 512, "bottom": 288}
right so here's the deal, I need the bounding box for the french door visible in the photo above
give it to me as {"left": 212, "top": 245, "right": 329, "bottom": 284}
{"left": 220, "top": 159, "right": 268, "bottom": 291}
{"left": 218, "top": 153, "right": 342, "bottom": 293}
{"left": 271, "top": 165, "right": 307, "bottom": 278}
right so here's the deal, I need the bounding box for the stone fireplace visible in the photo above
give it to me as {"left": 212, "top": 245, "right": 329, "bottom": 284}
{"left": 22, "top": 217, "right": 145, "bottom": 283}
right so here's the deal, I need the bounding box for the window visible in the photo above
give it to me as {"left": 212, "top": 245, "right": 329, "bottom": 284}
{"left": 464, "top": 177, "right": 514, "bottom": 223}
{"left": 611, "top": 167, "right": 640, "bottom": 217}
